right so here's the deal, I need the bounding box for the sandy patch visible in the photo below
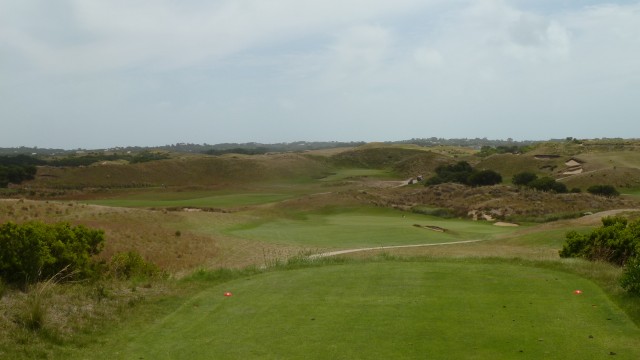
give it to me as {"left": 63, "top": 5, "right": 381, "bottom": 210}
{"left": 493, "top": 222, "right": 519, "bottom": 227}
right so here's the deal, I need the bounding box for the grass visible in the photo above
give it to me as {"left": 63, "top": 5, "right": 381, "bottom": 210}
{"left": 76, "top": 168, "right": 401, "bottom": 209}
{"left": 2, "top": 147, "right": 639, "bottom": 358}
{"left": 621, "top": 188, "right": 640, "bottom": 198}
{"left": 318, "top": 168, "right": 394, "bottom": 182}
{"left": 227, "top": 207, "right": 520, "bottom": 248}
{"left": 83, "top": 193, "right": 294, "bottom": 208}
{"left": 66, "top": 260, "right": 640, "bottom": 360}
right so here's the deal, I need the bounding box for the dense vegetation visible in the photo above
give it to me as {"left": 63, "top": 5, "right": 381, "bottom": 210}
{"left": 511, "top": 171, "right": 568, "bottom": 193}
{"left": 587, "top": 184, "right": 620, "bottom": 197}
{"left": 560, "top": 216, "right": 640, "bottom": 294}
{"left": 425, "top": 161, "right": 502, "bottom": 187}
{"left": 0, "top": 155, "right": 41, "bottom": 188}
{"left": 0, "top": 220, "right": 163, "bottom": 288}
{"left": 0, "top": 221, "right": 104, "bottom": 285}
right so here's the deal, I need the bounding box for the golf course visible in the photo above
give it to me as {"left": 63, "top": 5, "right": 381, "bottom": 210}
{"left": 1, "top": 140, "right": 640, "bottom": 359}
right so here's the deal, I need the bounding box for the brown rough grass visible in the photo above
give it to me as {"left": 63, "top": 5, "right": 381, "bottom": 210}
{"left": 372, "top": 184, "right": 640, "bottom": 220}
{"left": 0, "top": 199, "right": 297, "bottom": 272}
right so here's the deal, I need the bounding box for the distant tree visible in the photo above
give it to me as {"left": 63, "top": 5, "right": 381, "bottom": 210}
{"left": 0, "top": 164, "right": 37, "bottom": 188}
{"left": 527, "top": 176, "right": 568, "bottom": 193}
{"left": 512, "top": 172, "right": 538, "bottom": 186}
{"left": 587, "top": 185, "right": 619, "bottom": 197}
{"left": 426, "top": 162, "right": 502, "bottom": 187}
{"left": 426, "top": 161, "right": 474, "bottom": 185}
{"left": 468, "top": 170, "right": 502, "bottom": 186}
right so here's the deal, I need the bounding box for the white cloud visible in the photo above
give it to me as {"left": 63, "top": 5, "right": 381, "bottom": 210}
{"left": 326, "top": 25, "right": 393, "bottom": 80}
{"left": 413, "top": 47, "right": 444, "bottom": 68}
{"left": 0, "top": 0, "right": 434, "bottom": 73}
{"left": 1, "top": 0, "right": 640, "bottom": 148}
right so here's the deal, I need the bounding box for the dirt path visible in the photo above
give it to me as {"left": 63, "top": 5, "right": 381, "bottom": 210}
{"left": 309, "top": 239, "right": 488, "bottom": 258}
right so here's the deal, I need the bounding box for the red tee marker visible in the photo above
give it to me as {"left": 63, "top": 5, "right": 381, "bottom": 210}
{"left": 224, "top": 292, "right": 233, "bottom": 297}
{"left": 574, "top": 290, "right": 582, "bottom": 295}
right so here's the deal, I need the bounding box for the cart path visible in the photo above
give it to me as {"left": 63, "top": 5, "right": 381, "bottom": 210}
{"left": 309, "top": 238, "right": 487, "bottom": 258}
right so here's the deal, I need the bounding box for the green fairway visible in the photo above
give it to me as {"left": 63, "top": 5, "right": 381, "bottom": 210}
{"left": 84, "top": 192, "right": 293, "bottom": 208}
{"left": 319, "top": 168, "right": 394, "bottom": 182}
{"left": 621, "top": 188, "right": 640, "bottom": 198}
{"left": 227, "top": 208, "right": 519, "bottom": 248}
{"left": 74, "top": 261, "right": 640, "bottom": 359}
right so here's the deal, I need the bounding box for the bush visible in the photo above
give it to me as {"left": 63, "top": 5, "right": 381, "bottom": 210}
{"left": 620, "top": 256, "right": 640, "bottom": 295}
{"left": 0, "top": 164, "right": 37, "bottom": 188}
{"left": 512, "top": 172, "right": 537, "bottom": 186}
{"left": 561, "top": 216, "right": 640, "bottom": 295}
{"left": 426, "top": 161, "right": 502, "bottom": 187}
{"left": 587, "top": 185, "right": 620, "bottom": 197}
{"left": 468, "top": 170, "right": 502, "bottom": 186}
{"left": 528, "top": 176, "right": 568, "bottom": 193}
{"left": 0, "top": 221, "right": 104, "bottom": 285}
{"left": 560, "top": 216, "right": 639, "bottom": 265}
{"left": 426, "top": 161, "right": 474, "bottom": 186}
{"left": 108, "top": 251, "right": 162, "bottom": 280}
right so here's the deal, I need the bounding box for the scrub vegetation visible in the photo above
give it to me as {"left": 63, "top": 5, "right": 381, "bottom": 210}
{"left": 1, "top": 139, "right": 640, "bottom": 359}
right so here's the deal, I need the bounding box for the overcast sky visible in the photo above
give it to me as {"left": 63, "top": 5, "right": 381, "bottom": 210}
{"left": 1, "top": 1, "right": 639, "bottom": 149}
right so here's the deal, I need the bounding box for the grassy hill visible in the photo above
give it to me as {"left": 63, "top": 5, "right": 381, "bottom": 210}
{"left": 24, "top": 153, "right": 330, "bottom": 190}
{"left": 476, "top": 154, "right": 564, "bottom": 181}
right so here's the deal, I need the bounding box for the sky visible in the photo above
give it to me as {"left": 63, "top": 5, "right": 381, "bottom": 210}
{"left": 1, "top": 0, "right": 639, "bottom": 149}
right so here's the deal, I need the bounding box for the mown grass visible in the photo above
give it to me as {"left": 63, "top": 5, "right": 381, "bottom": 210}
{"left": 318, "top": 168, "right": 394, "bottom": 182}
{"left": 621, "top": 188, "right": 640, "bottom": 198}
{"left": 84, "top": 193, "right": 294, "bottom": 208}
{"left": 66, "top": 259, "right": 640, "bottom": 360}
{"left": 227, "top": 207, "right": 521, "bottom": 248}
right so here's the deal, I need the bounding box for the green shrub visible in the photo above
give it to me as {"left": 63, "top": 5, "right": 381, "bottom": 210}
{"left": 426, "top": 161, "right": 474, "bottom": 185}
{"left": 0, "top": 277, "right": 5, "bottom": 299}
{"left": 620, "top": 256, "right": 640, "bottom": 295}
{"left": 512, "top": 172, "right": 537, "bottom": 186}
{"left": 560, "top": 216, "right": 639, "bottom": 265}
{"left": 426, "top": 161, "right": 502, "bottom": 187}
{"left": 561, "top": 216, "right": 640, "bottom": 295}
{"left": 0, "top": 221, "right": 104, "bottom": 286}
{"left": 108, "top": 251, "right": 161, "bottom": 280}
{"left": 468, "top": 169, "right": 502, "bottom": 186}
{"left": 528, "top": 176, "right": 568, "bottom": 193}
{"left": 587, "top": 185, "right": 620, "bottom": 197}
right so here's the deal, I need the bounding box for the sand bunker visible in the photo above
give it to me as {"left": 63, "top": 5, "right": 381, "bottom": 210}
{"left": 493, "top": 222, "right": 519, "bottom": 227}
{"left": 413, "top": 224, "right": 447, "bottom": 232}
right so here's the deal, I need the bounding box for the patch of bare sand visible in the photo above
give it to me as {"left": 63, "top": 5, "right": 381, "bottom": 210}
{"left": 494, "top": 222, "right": 519, "bottom": 227}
